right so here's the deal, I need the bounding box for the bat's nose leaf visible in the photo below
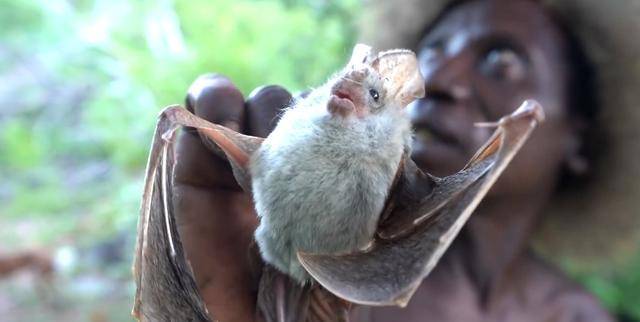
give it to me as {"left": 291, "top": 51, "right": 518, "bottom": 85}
{"left": 297, "top": 101, "right": 544, "bottom": 306}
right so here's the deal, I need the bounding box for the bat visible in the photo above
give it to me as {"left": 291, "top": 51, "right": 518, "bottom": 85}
{"left": 251, "top": 44, "right": 423, "bottom": 283}
{"left": 132, "top": 44, "right": 544, "bottom": 321}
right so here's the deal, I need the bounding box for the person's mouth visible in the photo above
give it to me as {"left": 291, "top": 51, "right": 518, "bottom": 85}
{"left": 413, "top": 121, "right": 463, "bottom": 149}
{"left": 409, "top": 101, "right": 471, "bottom": 176}
{"left": 410, "top": 101, "right": 466, "bottom": 153}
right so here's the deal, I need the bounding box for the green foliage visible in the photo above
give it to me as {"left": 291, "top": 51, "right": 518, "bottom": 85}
{"left": 0, "top": 120, "right": 45, "bottom": 169}
{"left": 0, "top": 0, "right": 359, "bottom": 319}
{"left": 0, "top": 0, "right": 360, "bottom": 242}
{"left": 574, "top": 257, "right": 640, "bottom": 320}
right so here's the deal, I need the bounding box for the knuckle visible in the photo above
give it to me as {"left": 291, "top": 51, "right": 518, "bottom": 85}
{"left": 185, "top": 73, "right": 245, "bottom": 124}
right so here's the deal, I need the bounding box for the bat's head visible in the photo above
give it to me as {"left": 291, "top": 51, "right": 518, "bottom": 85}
{"left": 327, "top": 44, "right": 425, "bottom": 119}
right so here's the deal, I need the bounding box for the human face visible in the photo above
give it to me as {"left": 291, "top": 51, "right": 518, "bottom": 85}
{"left": 410, "top": 0, "right": 578, "bottom": 196}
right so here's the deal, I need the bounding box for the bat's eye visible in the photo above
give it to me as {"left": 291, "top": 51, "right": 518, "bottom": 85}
{"left": 369, "top": 88, "right": 380, "bottom": 102}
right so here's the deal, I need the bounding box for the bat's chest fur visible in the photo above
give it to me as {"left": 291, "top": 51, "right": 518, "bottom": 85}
{"left": 251, "top": 106, "right": 411, "bottom": 282}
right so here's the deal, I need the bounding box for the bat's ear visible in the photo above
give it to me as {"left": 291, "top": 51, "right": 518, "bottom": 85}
{"left": 372, "top": 49, "right": 425, "bottom": 107}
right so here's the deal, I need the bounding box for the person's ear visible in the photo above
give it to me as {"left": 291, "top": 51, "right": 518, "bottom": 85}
{"left": 564, "top": 120, "right": 589, "bottom": 176}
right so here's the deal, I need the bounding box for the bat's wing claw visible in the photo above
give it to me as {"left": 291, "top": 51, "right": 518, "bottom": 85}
{"left": 512, "top": 99, "right": 545, "bottom": 123}
{"left": 298, "top": 101, "right": 544, "bottom": 306}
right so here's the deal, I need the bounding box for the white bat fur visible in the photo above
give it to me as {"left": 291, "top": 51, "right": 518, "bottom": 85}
{"left": 251, "top": 71, "right": 412, "bottom": 283}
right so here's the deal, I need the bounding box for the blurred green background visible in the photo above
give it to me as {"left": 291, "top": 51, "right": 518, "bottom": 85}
{"left": 0, "top": 0, "right": 637, "bottom": 321}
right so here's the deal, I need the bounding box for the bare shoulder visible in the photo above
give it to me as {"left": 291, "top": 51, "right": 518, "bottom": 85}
{"left": 518, "top": 251, "right": 614, "bottom": 322}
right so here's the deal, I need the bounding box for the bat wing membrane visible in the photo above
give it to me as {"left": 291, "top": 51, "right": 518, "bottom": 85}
{"left": 163, "top": 106, "right": 263, "bottom": 191}
{"left": 133, "top": 106, "right": 262, "bottom": 321}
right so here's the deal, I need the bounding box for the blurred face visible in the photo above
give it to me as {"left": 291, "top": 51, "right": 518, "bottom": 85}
{"left": 410, "top": 0, "right": 578, "bottom": 196}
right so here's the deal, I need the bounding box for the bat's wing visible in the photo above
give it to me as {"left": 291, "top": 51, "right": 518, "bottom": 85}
{"left": 298, "top": 100, "right": 544, "bottom": 307}
{"left": 132, "top": 106, "right": 262, "bottom": 321}
{"left": 167, "top": 105, "right": 262, "bottom": 191}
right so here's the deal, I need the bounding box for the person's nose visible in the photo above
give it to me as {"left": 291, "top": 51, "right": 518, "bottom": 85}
{"left": 408, "top": 48, "right": 477, "bottom": 134}
{"left": 420, "top": 51, "right": 472, "bottom": 104}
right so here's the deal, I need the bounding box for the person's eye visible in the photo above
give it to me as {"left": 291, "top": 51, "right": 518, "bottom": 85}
{"left": 479, "top": 46, "right": 527, "bottom": 82}
{"left": 420, "top": 38, "right": 446, "bottom": 59}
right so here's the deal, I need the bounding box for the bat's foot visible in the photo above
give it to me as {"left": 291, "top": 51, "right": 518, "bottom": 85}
{"left": 257, "top": 264, "right": 351, "bottom": 322}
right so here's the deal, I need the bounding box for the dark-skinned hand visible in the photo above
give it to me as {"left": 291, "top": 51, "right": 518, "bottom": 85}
{"left": 173, "top": 74, "right": 292, "bottom": 322}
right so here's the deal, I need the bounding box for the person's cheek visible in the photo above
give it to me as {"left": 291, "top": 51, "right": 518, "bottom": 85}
{"left": 474, "top": 76, "right": 534, "bottom": 121}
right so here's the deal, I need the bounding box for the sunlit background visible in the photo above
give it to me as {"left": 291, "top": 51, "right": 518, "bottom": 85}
{"left": 0, "top": 0, "right": 638, "bottom": 321}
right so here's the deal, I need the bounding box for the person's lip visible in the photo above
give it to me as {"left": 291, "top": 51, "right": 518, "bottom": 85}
{"left": 410, "top": 100, "right": 466, "bottom": 152}
{"left": 413, "top": 121, "right": 462, "bottom": 148}
{"left": 412, "top": 122, "right": 468, "bottom": 170}
{"left": 409, "top": 100, "right": 471, "bottom": 175}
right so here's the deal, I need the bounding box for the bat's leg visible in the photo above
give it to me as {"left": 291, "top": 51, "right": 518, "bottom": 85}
{"left": 308, "top": 286, "right": 352, "bottom": 322}
{"left": 257, "top": 264, "right": 353, "bottom": 322}
{"left": 298, "top": 101, "right": 544, "bottom": 307}
{"left": 257, "top": 265, "right": 311, "bottom": 322}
